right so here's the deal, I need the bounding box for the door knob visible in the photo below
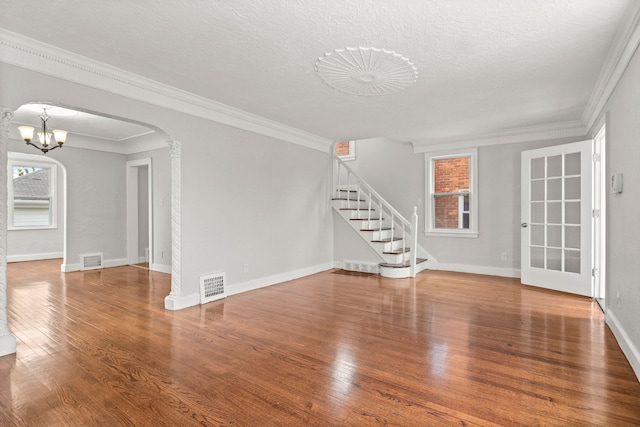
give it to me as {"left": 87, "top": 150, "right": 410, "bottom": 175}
{"left": 521, "top": 223, "right": 528, "bottom": 228}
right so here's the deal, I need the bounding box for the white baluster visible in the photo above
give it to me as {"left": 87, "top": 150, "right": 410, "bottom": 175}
{"left": 357, "top": 182, "right": 361, "bottom": 216}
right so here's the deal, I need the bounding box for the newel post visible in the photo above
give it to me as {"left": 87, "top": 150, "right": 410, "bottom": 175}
{"left": 0, "top": 109, "right": 17, "bottom": 356}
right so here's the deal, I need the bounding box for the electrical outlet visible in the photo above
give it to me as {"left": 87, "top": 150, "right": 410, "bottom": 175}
{"left": 501, "top": 252, "right": 508, "bottom": 261}
{"left": 617, "top": 291, "right": 621, "bottom": 306}
{"left": 243, "top": 263, "right": 249, "bottom": 273}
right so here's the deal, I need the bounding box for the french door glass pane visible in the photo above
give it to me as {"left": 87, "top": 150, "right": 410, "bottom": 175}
{"left": 528, "top": 152, "right": 582, "bottom": 274}
{"left": 547, "top": 155, "right": 562, "bottom": 177}
{"left": 547, "top": 202, "right": 561, "bottom": 224}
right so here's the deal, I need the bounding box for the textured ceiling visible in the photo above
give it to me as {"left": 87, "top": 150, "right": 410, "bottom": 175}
{"left": 0, "top": 0, "right": 637, "bottom": 146}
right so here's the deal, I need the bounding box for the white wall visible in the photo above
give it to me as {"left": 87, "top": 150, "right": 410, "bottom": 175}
{"left": 340, "top": 136, "right": 583, "bottom": 277}
{"left": 179, "top": 119, "right": 333, "bottom": 296}
{"left": 595, "top": 41, "right": 640, "bottom": 379}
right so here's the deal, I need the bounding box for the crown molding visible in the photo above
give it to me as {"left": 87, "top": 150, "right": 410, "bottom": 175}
{"left": 0, "top": 29, "right": 332, "bottom": 153}
{"left": 582, "top": 4, "right": 640, "bottom": 134}
{"left": 412, "top": 120, "right": 586, "bottom": 153}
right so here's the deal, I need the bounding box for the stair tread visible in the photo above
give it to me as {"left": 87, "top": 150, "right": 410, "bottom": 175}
{"left": 350, "top": 217, "right": 383, "bottom": 221}
{"left": 383, "top": 247, "right": 411, "bottom": 254}
{"left": 379, "top": 258, "right": 428, "bottom": 268}
{"left": 361, "top": 227, "right": 392, "bottom": 232}
{"left": 339, "top": 208, "right": 375, "bottom": 211}
{"left": 372, "top": 237, "right": 403, "bottom": 243}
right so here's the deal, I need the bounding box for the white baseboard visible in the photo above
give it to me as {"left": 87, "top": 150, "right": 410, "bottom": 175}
{"left": 229, "top": 262, "right": 334, "bottom": 297}
{"left": 61, "top": 257, "right": 129, "bottom": 272}
{"left": 431, "top": 262, "right": 521, "bottom": 278}
{"left": 606, "top": 310, "right": 640, "bottom": 382}
{"left": 164, "top": 292, "right": 200, "bottom": 311}
{"left": 151, "top": 263, "right": 172, "bottom": 274}
{"left": 104, "top": 258, "right": 129, "bottom": 268}
{"left": 7, "top": 252, "right": 63, "bottom": 263}
{"left": 0, "top": 333, "right": 17, "bottom": 357}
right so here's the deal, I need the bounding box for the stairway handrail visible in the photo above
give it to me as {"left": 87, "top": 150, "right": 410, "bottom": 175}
{"left": 333, "top": 154, "right": 411, "bottom": 229}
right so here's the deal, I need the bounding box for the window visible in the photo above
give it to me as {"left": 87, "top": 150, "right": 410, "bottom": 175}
{"left": 425, "top": 148, "right": 478, "bottom": 237}
{"left": 8, "top": 158, "right": 57, "bottom": 229}
{"left": 335, "top": 141, "right": 355, "bottom": 161}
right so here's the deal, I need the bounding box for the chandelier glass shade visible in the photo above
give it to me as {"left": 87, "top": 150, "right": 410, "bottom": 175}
{"left": 18, "top": 109, "right": 67, "bottom": 154}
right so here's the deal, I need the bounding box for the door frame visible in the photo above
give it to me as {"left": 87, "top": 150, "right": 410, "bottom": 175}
{"left": 593, "top": 125, "right": 606, "bottom": 306}
{"left": 126, "top": 158, "right": 153, "bottom": 267}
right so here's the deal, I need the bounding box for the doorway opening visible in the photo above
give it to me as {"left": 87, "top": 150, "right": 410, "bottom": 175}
{"left": 127, "top": 158, "right": 152, "bottom": 269}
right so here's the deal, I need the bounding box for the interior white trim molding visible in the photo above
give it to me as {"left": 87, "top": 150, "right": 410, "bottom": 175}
{"left": 582, "top": 5, "right": 640, "bottom": 133}
{"left": 412, "top": 120, "right": 586, "bottom": 153}
{"left": 7, "top": 252, "right": 63, "bottom": 263}
{"left": 0, "top": 29, "right": 332, "bottom": 154}
{"left": 607, "top": 311, "right": 640, "bottom": 382}
{"left": 430, "top": 261, "right": 521, "bottom": 279}
{"left": 230, "top": 262, "right": 334, "bottom": 298}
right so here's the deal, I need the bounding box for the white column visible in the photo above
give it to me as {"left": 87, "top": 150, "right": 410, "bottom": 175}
{"left": 0, "top": 109, "right": 17, "bottom": 356}
{"left": 164, "top": 140, "right": 183, "bottom": 310}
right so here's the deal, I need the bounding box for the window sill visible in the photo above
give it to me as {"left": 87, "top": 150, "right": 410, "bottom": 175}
{"left": 425, "top": 231, "right": 479, "bottom": 239}
{"left": 9, "top": 225, "right": 57, "bottom": 231}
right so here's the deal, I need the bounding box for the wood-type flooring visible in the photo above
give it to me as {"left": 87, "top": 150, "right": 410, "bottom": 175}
{"left": 1, "top": 259, "right": 640, "bottom": 426}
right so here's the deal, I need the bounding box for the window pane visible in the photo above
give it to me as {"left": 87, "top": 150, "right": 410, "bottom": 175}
{"left": 565, "top": 202, "right": 580, "bottom": 224}
{"left": 547, "top": 178, "right": 562, "bottom": 201}
{"left": 565, "top": 225, "right": 580, "bottom": 249}
{"left": 565, "top": 177, "right": 580, "bottom": 200}
{"left": 434, "top": 195, "right": 467, "bottom": 229}
{"left": 547, "top": 155, "right": 562, "bottom": 177}
{"left": 531, "top": 202, "right": 544, "bottom": 223}
{"left": 12, "top": 166, "right": 51, "bottom": 227}
{"left": 531, "top": 225, "right": 544, "bottom": 246}
{"left": 433, "top": 156, "right": 470, "bottom": 230}
{"left": 547, "top": 202, "right": 561, "bottom": 224}
{"left": 547, "top": 248, "right": 562, "bottom": 271}
{"left": 547, "top": 225, "right": 562, "bottom": 248}
{"left": 565, "top": 152, "right": 581, "bottom": 176}
{"left": 565, "top": 250, "right": 580, "bottom": 273}
{"left": 531, "top": 157, "right": 545, "bottom": 179}
{"left": 335, "top": 141, "right": 350, "bottom": 156}
{"left": 531, "top": 247, "right": 544, "bottom": 268}
{"left": 531, "top": 180, "right": 545, "bottom": 201}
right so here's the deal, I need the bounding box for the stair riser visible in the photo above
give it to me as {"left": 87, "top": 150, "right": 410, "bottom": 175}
{"left": 335, "top": 200, "right": 368, "bottom": 209}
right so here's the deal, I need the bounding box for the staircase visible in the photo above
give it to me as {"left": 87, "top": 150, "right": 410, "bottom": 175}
{"left": 332, "top": 155, "right": 428, "bottom": 278}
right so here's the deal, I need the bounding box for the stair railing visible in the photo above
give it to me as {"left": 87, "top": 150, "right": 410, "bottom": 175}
{"left": 333, "top": 154, "right": 418, "bottom": 277}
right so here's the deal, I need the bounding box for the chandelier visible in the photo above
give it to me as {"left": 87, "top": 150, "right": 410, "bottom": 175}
{"left": 18, "top": 108, "right": 68, "bottom": 154}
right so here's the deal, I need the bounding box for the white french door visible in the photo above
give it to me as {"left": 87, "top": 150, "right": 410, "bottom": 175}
{"left": 520, "top": 140, "right": 593, "bottom": 296}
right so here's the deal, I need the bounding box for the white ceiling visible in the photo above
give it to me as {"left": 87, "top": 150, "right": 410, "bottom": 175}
{"left": 1, "top": 0, "right": 638, "bottom": 148}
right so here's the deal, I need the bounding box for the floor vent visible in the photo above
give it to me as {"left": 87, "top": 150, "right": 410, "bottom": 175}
{"left": 81, "top": 253, "right": 104, "bottom": 271}
{"left": 200, "top": 272, "right": 227, "bottom": 304}
{"left": 343, "top": 260, "right": 379, "bottom": 274}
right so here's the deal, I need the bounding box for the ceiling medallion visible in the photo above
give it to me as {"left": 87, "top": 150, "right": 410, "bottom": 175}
{"left": 315, "top": 47, "right": 418, "bottom": 96}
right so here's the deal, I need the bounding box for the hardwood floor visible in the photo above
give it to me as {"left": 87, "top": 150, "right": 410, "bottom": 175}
{"left": 2, "top": 260, "right": 640, "bottom": 426}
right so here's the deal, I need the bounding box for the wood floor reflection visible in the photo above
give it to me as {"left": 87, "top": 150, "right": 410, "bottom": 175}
{"left": 2, "top": 260, "right": 640, "bottom": 426}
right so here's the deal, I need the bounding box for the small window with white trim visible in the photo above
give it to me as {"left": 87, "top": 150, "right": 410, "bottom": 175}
{"left": 425, "top": 148, "right": 478, "bottom": 237}
{"left": 8, "top": 158, "right": 57, "bottom": 230}
{"left": 335, "top": 141, "right": 356, "bottom": 161}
